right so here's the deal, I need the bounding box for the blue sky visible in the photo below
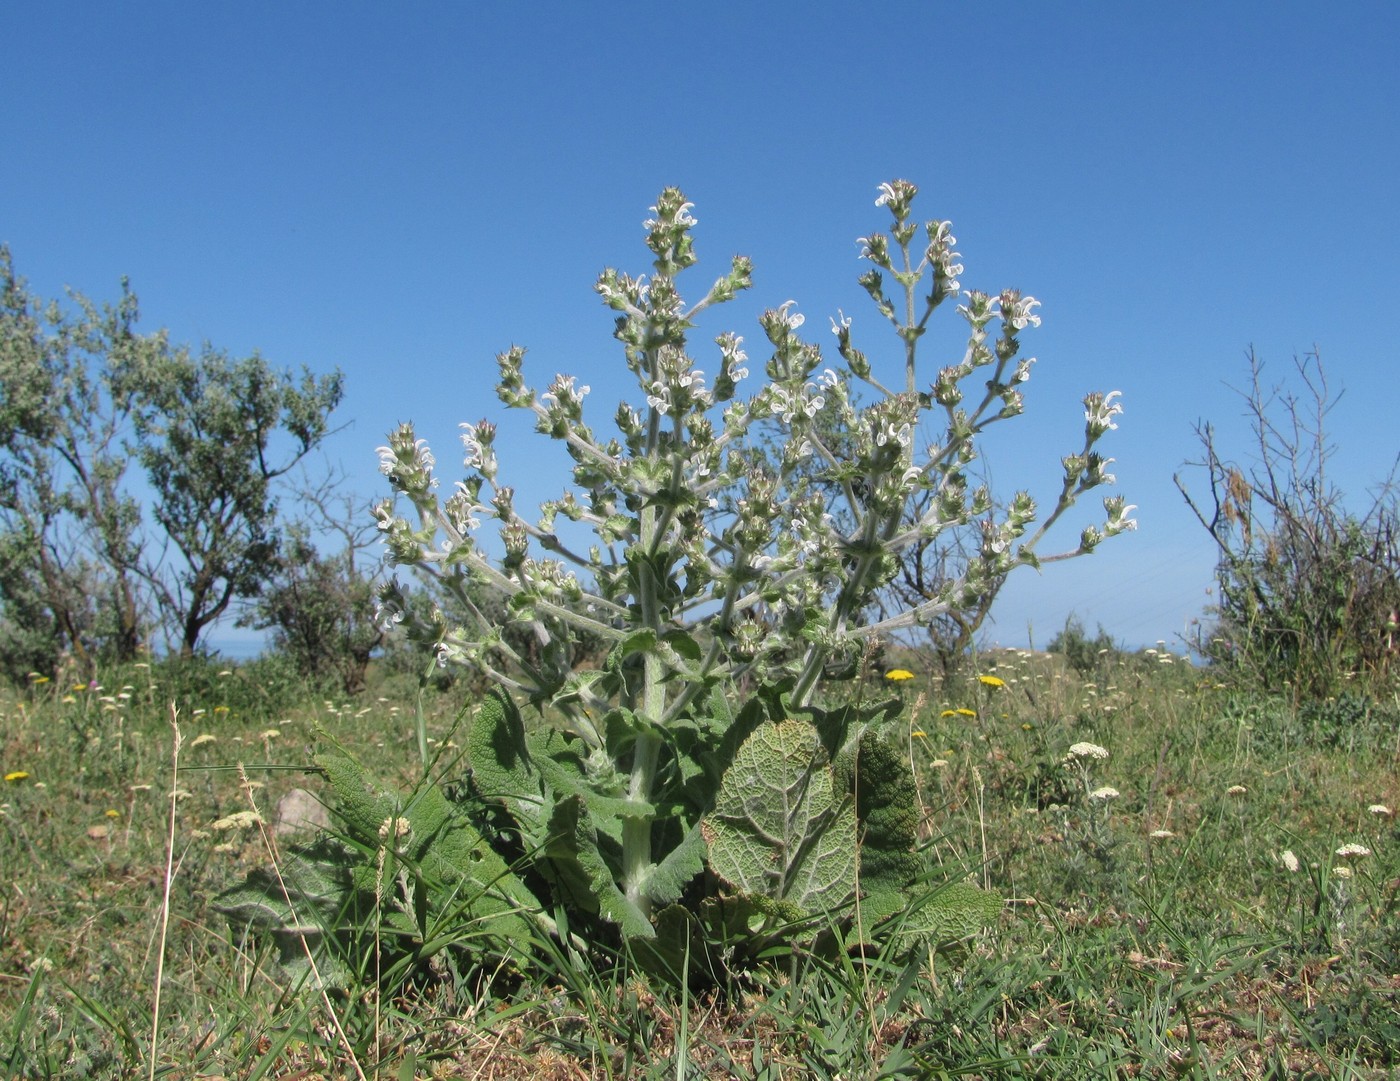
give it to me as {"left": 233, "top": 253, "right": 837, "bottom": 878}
{"left": 4, "top": 3, "right": 1398, "bottom": 653}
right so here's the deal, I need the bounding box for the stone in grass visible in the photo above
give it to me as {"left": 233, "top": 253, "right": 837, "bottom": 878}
{"left": 274, "top": 788, "right": 331, "bottom": 837}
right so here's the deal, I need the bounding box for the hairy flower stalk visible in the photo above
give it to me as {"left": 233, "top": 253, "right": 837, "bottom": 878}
{"left": 374, "top": 182, "right": 1132, "bottom": 934}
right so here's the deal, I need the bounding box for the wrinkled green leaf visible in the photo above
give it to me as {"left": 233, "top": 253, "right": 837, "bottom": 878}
{"left": 704, "top": 720, "right": 857, "bottom": 915}
{"left": 902, "top": 879, "right": 1004, "bottom": 944}
{"left": 213, "top": 839, "right": 361, "bottom": 988}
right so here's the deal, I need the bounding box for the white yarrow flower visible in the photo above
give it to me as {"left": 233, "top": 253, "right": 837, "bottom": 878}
{"left": 1089, "top": 785, "right": 1119, "bottom": 802}
{"left": 1067, "top": 742, "right": 1109, "bottom": 760}
{"left": 1334, "top": 843, "right": 1371, "bottom": 859}
{"left": 1280, "top": 849, "right": 1300, "bottom": 873}
{"left": 211, "top": 811, "right": 263, "bottom": 831}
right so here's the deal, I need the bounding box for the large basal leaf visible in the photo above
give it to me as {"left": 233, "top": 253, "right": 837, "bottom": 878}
{"left": 702, "top": 720, "right": 857, "bottom": 915}
{"left": 213, "top": 839, "right": 361, "bottom": 988}
{"left": 315, "top": 750, "right": 539, "bottom": 941}
{"left": 900, "top": 879, "right": 1004, "bottom": 944}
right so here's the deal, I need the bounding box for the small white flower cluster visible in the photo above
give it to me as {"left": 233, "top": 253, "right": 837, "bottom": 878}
{"left": 645, "top": 199, "right": 696, "bottom": 232}
{"left": 374, "top": 589, "right": 407, "bottom": 634}
{"left": 764, "top": 381, "right": 825, "bottom": 425}
{"left": 1066, "top": 742, "right": 1109, "bottom": 761}
{"left": 376, "top": 428, "right": 439, "bottom": 496}
{"left": 1001, "top": 292, "right": 1042, "bottom": 331}
{"left": 1104, "top": 495, "right": 1138, "bottom": 536}
{"left": 459, "top": 421, "right": 497, "bottom": 477}
{"left": 775, "top": 299, "right": 805, "bottom": 332}
{"left": 539, "top": 375, "right": 591, "bottom": 413}
{"left": 1083, "top": 389, "right": 1124, "bottom": 439}
{"left": 927, "top": 220, "right": 962, "bottom": 298}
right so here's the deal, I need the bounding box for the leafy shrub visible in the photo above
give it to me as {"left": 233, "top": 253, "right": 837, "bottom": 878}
{"left": 1178, "top": 349, "right": 1400, "bottom": 699}
{"left": 1046, "top": 613, "right": 1120, "bottom": 676}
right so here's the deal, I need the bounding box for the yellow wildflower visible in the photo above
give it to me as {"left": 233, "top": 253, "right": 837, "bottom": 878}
{"left": 5, "top": 771, "right": 31, "bottom": 783}
{"left": 978, "top": 674, "right": 1005, "bottom": 688}
{"left": 884, "top": 669, "right": 915, "bottom": 682}
{"left": 105, "top": 809, "right": 120, "bottom": 819}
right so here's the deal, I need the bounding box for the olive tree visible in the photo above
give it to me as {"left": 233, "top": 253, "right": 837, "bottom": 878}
{"left": 0, "top": 245, "right": 345, "bottom": 671}
{"left": 0, "top": 246, "right": 150, "bottom": 675}
{"left": 120, "top": 346, "right": 345, "bottom": 658}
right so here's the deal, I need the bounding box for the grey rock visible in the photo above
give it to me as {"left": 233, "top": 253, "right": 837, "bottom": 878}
{"left": 274, "top": 787, "right": 331, "bottom": 837}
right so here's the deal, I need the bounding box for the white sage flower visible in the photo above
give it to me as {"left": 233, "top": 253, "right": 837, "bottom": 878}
{"left": 776, "top": 300, "right": 804, "bottom": 331}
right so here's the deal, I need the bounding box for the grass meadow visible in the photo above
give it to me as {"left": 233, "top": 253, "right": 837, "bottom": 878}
{"left": 2, "top": 650, "right": 1397, "bottom": 1079}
